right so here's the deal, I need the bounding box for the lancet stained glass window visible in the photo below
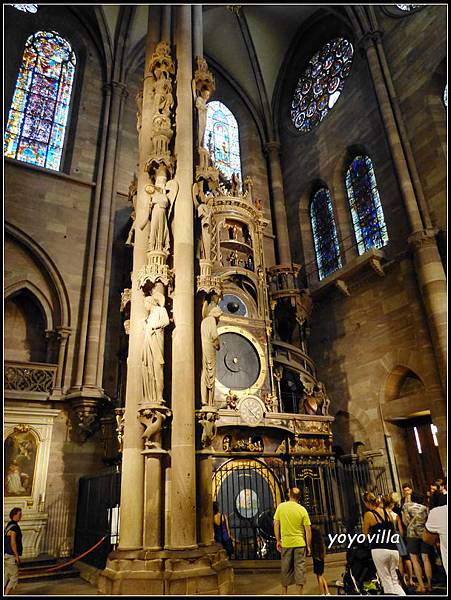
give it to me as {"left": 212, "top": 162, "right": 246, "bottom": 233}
{"left": 4, "top": 30, "right": 76, "bottom": 171}
{"left": 204, "top": 101, "right": 242, "bottom": 184}
{"left": 310, "top": 188, "right": 342, "bottom": 280}
{"left": 291, "top": 38, "right": 354, "bottom": 133}
{"left": 396, "top": 5, "right": 423, "bottom": 11}
{"left": 346, "top": 156, "right": 388, "bottom": 255}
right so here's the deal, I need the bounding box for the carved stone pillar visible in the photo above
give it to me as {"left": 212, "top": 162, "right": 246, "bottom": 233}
{"left": 51, "top": 326, "right": 71, "bottom": 397}
{"left": 168, "top": 4, "right": 197, "bottom": 551}
{"left": 196, "top": 408, "right": 219, "bottom": 546}
{"left": 263, "top": 141, "right": 292, "bottom": 265}
{"left": 361, "top": 33, "right": 447, "bottom": 391}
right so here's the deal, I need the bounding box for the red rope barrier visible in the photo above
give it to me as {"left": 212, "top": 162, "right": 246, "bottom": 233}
{"left": 19, "top": 535, "right": 108, "bottom": 576}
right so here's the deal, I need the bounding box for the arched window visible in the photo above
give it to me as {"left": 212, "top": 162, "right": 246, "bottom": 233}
{"left": 204, "top": 100, "right": 242, "bottom": 184}
{"left": 346, "top": 155, "right": 388, "bottom": 255}
{"left": 310, "top": 187, "right": 342, "bottom": 280}
{"left": 4, "top": 30, "right": 76, "bottom": 171}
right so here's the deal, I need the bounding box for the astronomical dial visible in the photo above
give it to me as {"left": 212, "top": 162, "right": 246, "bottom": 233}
{"left": 216, "top": 332, "right": 261, "bottom": 390}
{"left": 239, "top": 396, "right": 265, "bottom": 425}
{"left": 219, "top": 293, "right": 248, "bottom": 317}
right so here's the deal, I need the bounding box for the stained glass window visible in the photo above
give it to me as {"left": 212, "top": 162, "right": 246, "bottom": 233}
{"left": 396, "top": 5, "right": 423, "bottom": 11}
{"left": 4, "top": 30, "right": 76, "bottom": 171}
{"left": 291, "top": 37, "right": 354, "bottom": 133}
{"left": 205, "top": 100, "right": 242, "bottom": 184}
{"left": 346, "top": 156, "right": 388, "bottom": 255}
{"left": 444, "top": 84, "right": 447, "bottom": 108}
{"left": 11, "top": 4, "right": 38, "bottom": 12}
{"left": 310, "top": 188, "right": 342, "bottom": 280}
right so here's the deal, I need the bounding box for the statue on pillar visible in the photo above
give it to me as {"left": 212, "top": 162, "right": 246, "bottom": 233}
{"left": 192, "top": 181, "right": 213, "bottom": 261}
{"left": 125, "top": 174, "right": 138, "bottom": 246}
{"left": 142, "top": 291, "right": 170, "bottom": 405}
{"left": 139, "top": 166, "right": 178, "bottom": 253}
{"left": 192, "top": 56, "right": 215, "bottom": 150}
{"left": 200, "top": 306, "right": 222, "bottom": 406}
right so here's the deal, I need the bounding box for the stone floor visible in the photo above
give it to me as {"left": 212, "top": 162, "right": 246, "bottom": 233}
{"left": 12, "top": 561, "right": 346, "bottom": 596}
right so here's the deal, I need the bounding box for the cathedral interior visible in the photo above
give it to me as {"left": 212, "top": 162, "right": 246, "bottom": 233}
{"left": 3, "top": 3, "right": 447, "bottom": 595}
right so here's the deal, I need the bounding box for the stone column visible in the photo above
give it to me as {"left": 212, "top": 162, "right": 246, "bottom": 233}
{"left": 168, "top": 4, "right": 197, "bottom": 550}
{"left": 198, "top": 454, "right": 214, "bottom": 546}
{"left": 117, "top": 7, "right": 162, "bottom": 551}
{"left": 76, "top": 80, "right": 128, "bottom": 393}
{"left": 361, "top": 35, "right": 447, "bottom": 390}
{"left": 192, "top": 5, "right": 203, "bottom": 59}
{"left": 52, "top": 327, "right": 71, "bottom": 395}
{"left": 264, "top": 141, "right": 292, "bottom": 265}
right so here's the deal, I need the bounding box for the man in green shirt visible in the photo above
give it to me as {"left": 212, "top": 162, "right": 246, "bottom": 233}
{"left": 274, "top": 487, "right": 312, "bottom": 595}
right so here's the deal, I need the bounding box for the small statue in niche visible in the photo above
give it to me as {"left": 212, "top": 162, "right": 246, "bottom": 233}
{"left": 230, "top": 172, "right": 241, "bottom": 195}
{"left": 152, "top": 77, "right": 174, "bottom": 117}
{"left": 200, "top": 306, "right": 222, "bottom": 406}
{"left": 141, "top": 291, "right": 170, "bottom": 405}
{"left": 222, "top": 434, "right": 232, "bottom": 452}
{"left": 139, "top": 167, "right": 178, "bottom": 253}
{"left": 299, "top": 374, "right": 319, "bottom": 415}
{"left": 244, "top": 175, "right": 253, "bottom": 203}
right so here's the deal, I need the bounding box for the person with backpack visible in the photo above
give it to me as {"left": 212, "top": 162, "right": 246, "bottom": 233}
{"left": 213, "top": 501, "right": 233, "bottom": 558}
{"left": 362, "top": 491, "right": 405, "bottom": 595}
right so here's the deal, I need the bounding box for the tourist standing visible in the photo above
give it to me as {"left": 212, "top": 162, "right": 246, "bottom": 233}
{"left": 362, "top": 491, "right": 405, "bottom": 595}
{"left": 4, "top": 507, "right": 23, "bottom": 595}
{"left": 311, "top": 525, "right": 330, "bottom": 595}
{"left": 273, "top": 487, "right": 312, "bottom": 595}
{"left": 402, "top": 493, "right": 432, "bottom": 593}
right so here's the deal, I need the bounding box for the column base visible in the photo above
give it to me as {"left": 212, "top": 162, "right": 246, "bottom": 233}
{"left": 97, "top": 545, "right": 234, "bottom": 595}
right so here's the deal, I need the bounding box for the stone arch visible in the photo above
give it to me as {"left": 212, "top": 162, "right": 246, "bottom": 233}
{"left": 331, "top": 408, "right": 371, "bottom": 454}
{"left": 5, "top": 280, "right": 54, "bottom": 333}
{"left": 5, "top": 222, "right": 71, "bottom": 329}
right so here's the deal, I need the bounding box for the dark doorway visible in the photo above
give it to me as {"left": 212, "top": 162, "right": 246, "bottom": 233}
{"left": 400, "top": 415, "right": 443, "bottom": 495}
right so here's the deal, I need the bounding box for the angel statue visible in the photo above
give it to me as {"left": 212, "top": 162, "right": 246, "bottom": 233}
{"left": 139, "top": 167, "right": 178, "bottom": 253}
{"left": 192, "top": 181, "right": 213, "bottom": 261}
{"left": 299, "top": 372, "right": 319, "bottom": 415}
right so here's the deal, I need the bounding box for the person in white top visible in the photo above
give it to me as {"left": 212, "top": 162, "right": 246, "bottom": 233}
{"left": 423, "top": 496, "right": 447, "bottom": 576}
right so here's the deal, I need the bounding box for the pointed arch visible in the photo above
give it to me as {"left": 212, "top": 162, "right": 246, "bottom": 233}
{"left": 345, "top": 155, "right": 388, "bottom": 255}
{"left": 205, "top": 100, "right": 242, "bottom": 183}
{"left": 4, "top": 30, "right": 77, "bottom": 171}
{"left": 310, "top": 187, "right": 342, "bottom": 280}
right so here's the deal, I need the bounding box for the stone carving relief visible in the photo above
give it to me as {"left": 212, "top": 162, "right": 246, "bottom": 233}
{"left": 223, "top": 435, "right": 264, "bottom": 453}
{"left": 114, "top": 408, "right": 125, "bottom": 453}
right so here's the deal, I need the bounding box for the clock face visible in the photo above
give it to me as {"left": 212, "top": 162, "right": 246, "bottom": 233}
{"left": 216, "top": 332, "right": 261, "bottom": 390}
{"left": 219, "top": 294, "right": 248, "bottom": 317}
{"left": 239, "top": 396, "right": 264, "bottom": 425}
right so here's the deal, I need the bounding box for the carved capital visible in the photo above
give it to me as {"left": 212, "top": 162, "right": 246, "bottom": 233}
{"left": 407, "top": 228, "right": 439, "bottom": 251}
{"left": 138, "top": 404, "right": 172, "bottom": 451}
{"left": 358, "top": 30, "right": 383, "bottom": 54}
{"left": 71, "top": 399, "right": 102, "bottom": 442}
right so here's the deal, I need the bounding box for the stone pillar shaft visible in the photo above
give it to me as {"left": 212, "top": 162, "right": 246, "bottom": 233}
{"left": 264, "top": 141, "right": 292, "bottom": 265}
{"left": 169, "top": 4, "right": 197, "bottom": 549}
{"left": 82, "top": 81, "right": 127, "bottom": 389}
{"left": 192, "top": 5, "right": 203, "bottom": 58}
{"left": 117, "top": 6, "right": 162, "bottom": 551}
{"left": 198, "top": 455, "right": 214, "bottom": 546}
{"left": 143, "top": 455, "right": 162, "bottom": 549}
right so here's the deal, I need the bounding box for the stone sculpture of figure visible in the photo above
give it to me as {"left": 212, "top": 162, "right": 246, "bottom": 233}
{"left": 193, "top": 85, "right": 212, "bottom": 148}
{"left": 226, "top": 390, "right": 238, "bottom": 410}
{"left": 198, "top": 411, "right": 217, "bottom": 448}
{"left": 223, "top": 434, "right": 232, "bottom": 452}
{"left": 140, "top": 169, "right": 178, "bottom": 253}
{"left": 314, "top": 381, "right": 331, "bottom": 415}
{"left": 153, "top": 77, "right": 174, "bottom": 116}
{"left": 192, "top": 181, "right": 213, "bottom": 261}
{"left": 200, "top": 306, "right": 222, "bottom": 406}
{"left": 142, "top": 292, "right": 170, "bottom": 404}
{"left": 125, "top": 175, "right": 138, "bottom": 246}
{"left": 230, "top": 172, "right": 240, "bottom": 195}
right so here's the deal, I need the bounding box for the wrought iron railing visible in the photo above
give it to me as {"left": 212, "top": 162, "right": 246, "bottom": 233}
{"left": 4, "top": 360, "right": 57, "bottom": 395}
{"left": 40, "top": 492, "right": 74, "bottom": 558}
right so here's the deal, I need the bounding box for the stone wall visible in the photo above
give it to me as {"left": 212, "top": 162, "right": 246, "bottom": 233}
{"left": 276, "top": 8, "right": 446, "bottom": 477}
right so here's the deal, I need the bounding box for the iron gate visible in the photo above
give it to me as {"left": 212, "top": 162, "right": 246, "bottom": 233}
{"left": 212, "top": 455, "right": 390, "bottom": 559}
{"left": 74, "top": 467, "right": 121, "bottom": 569}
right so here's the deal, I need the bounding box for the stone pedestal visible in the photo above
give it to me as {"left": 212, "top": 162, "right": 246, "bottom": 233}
{"left": 98, "top": 546, "right": 234, "bottom": 595}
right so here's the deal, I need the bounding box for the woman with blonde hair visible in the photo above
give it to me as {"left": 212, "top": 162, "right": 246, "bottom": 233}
{"left": 362, "top": 491, "right": 405, "bottom": 595}
{"left": 383, "top": 494, "right": 413, "bottom": 588}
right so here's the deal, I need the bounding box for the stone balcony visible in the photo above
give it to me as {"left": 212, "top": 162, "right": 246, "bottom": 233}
{"left": 4, "top": 360, "right": 58, "bottom": 401}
